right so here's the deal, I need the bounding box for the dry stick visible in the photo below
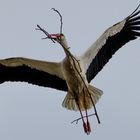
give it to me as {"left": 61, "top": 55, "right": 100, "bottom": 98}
{"left": 50, "top": 8, "right": 100, "bottom": 124}
{"left": 71, "top": 113, "right": 95, "bottom": 124}
{"left": 36, "top": 25, "right": 56, "bottom": 43}
{"left": 51, "top": 8, "right": 63, "bottom": 34}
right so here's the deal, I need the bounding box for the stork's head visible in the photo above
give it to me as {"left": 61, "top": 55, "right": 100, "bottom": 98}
{"left": 49, "top": 33, "right": 69, "bottom": 49}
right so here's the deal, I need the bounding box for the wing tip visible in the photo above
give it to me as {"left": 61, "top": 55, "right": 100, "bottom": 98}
{"left": 127, "top": 4, "right": 140, "bottom": 20}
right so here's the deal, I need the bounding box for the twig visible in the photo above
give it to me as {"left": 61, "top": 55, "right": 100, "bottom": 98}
{"left": 51, "top": 8, "right": 63, "bottom": 34}
{"left": 35, "top": 25, "right": 56, "bottom": 43}
{"left": 71, "top": 113, "right": 95, "bottom": 124}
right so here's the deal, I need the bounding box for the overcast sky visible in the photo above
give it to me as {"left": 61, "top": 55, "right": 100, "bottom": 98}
{"left": 0, "top": 0, "right": 140, "bottom": 140}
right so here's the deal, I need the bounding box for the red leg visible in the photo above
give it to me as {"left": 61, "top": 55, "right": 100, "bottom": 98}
{"left": 76, "top": 101, "right": 88, "bottom": 134}
{"left": 85, "top": 109, "right": 91, "bottom": 134}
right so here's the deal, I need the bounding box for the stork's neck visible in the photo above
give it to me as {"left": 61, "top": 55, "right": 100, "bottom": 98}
{"left": 60, "top": 37, "right": 69, "bottom": 49}
{"left": 59, "top": 37, "right": 71, "bottom": 57}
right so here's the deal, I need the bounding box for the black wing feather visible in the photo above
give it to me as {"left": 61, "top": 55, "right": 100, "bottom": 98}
{"left": 0, "top": 64, "right": 68, "bottom": 91}
{"left": 86, "top": 7, "right": 140, "bottom": 82}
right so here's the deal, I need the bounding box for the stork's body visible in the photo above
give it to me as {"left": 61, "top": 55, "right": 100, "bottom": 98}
{"left": 50, "top": 35, "right": 102, "bottom": 111}
{"left": 62, "top": 52, "right": 101, "bottom": 111}
{"left": 62, "top": 56, "right": 83, "bottom": 93}
{"left": 0, "top": 5, "right": 140, "bottom": 134}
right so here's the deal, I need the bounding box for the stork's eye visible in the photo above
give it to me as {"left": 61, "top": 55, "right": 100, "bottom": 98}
{"left": 60, "top": 33, "right": 64, "bottom": 36}
{"left": 57, "top": 34, "right": 64, "bottom": 40}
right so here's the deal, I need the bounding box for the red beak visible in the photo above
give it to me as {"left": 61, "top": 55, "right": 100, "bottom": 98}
{"left": 49, "top": 34, "right": 60, "bottom": 38}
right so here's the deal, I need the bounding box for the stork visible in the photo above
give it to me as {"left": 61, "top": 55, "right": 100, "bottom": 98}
{"left": 0, "top": 5, "right": 140, "bottom": 134}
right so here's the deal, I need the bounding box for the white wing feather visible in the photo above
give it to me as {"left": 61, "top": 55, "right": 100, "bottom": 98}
{"left": 0, "top": 57, "right": 64, "bottom": 79}
{"left": 81, "top": 20, "right": 126, "bottom": 72}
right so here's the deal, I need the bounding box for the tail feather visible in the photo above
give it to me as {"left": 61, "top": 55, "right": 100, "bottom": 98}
{"left": 62, "top": 85, "right": 103, "bottom": 111}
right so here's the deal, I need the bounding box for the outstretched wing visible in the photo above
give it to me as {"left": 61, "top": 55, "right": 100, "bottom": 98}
{"left": 81, "top": 5, "right": 140, "bottom": 82}
{"left": 0, "top": 57, "right": 68, "bottom": 91}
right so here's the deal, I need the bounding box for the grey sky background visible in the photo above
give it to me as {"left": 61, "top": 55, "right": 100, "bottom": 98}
{"left": 0, "top": 0, "right": 140, "bottom": 139}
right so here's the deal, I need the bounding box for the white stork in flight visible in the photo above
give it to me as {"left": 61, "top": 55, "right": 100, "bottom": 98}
{"left": 0, "top": 5, "right": 140, "bottom": 134}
